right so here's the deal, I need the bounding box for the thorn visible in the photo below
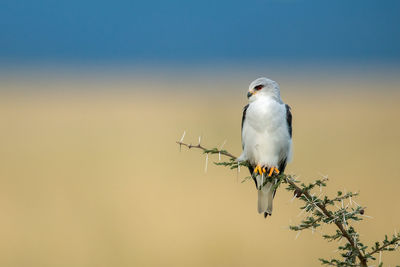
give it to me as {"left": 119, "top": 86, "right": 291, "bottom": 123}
{"left": 379, "top": 250, "right": 382, "bottom": 264}
{"left": 328, "top": 216, "right": 338, "bottom": 224}
{"left": 198, "top": 135, "right": 201, "bottom": 145}
{"left": 361, "top": 214, "right": 373, "bottom": 219}
{"left": 315, "top": 205, "right": 324, "bottom": 214}
{"left": 236, "top": 164, "right": 239, "bottom": 183}
{"left": 303, "top": 195, "right": 311, "bottom": 202}
{"left": 304, "top": 209, "right": 312, "bottom": 220}
{"left": 179, "top": 130, "right": 186, "bottom": 142}
{"left": 297, "top": 208, "right": 306, "bottom": 217}
{"left": 352, "top": 200, "right": 360, "bottom": 207}
{"left": 218, "top": 139, "right": 227, "bottom": 161}
{"left": 318, "top": 172, "right": 328, "bottom": 182}
{"left": 178, "top": 131, "right": 185, "bottom": 152}
{"left": 295, "top": 231, "right": 301, "bottom": 240}
{"left": 204, "top": 153, "right": 208, "bottom": 173}
{"left": 219, "top": 139, "right": 227, "bottom": 149}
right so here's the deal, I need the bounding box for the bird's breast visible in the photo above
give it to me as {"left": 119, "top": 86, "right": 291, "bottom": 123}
{"left": 246, "top": 98, "right": 286, "bottom": 132}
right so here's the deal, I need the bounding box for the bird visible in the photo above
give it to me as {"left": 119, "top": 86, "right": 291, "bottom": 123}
{"left": 237, "top": 77, "right": 292, "bottom": 218}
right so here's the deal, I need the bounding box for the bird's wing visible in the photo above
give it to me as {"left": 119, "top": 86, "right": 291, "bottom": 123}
{"left": 278, "top": 104, "right": 293, "bottom": 172}
{"left": 285, "top": 104, "right": 292, "bottom": 138}
{"left": 241, "top": 104, "right": 249, "bottom": 149}
{"left": 240, "top": 104, "right": 254, "bottom": 175}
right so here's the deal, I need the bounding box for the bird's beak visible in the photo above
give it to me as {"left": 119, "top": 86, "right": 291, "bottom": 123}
{"left": 247, "top": 90, "right": 255, "bottom": 98}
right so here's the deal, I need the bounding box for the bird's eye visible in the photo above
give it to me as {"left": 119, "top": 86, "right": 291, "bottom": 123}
{"left": 254, "top": 85, "right": 264, "bottom": 91}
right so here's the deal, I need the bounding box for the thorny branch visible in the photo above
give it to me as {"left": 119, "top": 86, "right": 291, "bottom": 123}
{"left": 176, "top": 136, "right": 400, "bottom": 267}
{"left": 176, "top": 141, "right": 236, "bottom": 160}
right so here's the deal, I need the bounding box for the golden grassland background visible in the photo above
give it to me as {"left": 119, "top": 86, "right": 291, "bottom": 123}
{"left": 0, "top": 73, "right": 399, "bottom": 266}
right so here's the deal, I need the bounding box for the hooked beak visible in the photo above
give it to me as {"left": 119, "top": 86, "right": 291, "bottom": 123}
{"left": 247, "top": 90, "right": 255, "bottom": 99}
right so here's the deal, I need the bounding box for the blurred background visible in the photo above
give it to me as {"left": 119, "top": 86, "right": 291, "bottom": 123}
{"left": 0, "top": 0, "right": 399, "bottom": 266}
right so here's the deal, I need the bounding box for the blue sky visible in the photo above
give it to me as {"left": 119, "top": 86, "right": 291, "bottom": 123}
{"left": 1, "top": 0, "right": 399, "bottom": 64}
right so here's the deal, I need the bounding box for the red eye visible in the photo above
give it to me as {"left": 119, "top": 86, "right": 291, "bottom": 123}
{"left": 254, "top": 85, "right": 264, "bottom": 91}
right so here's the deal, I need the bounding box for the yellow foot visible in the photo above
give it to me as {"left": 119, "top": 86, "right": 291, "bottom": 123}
{"left": 267, "top": 167, "right": 280, "bottom": 176}
{"left": 254, "top": 165, "right": 280, "bottom": 176}
{"left": 253, "top": 165, "right": 263, "bottom": 175}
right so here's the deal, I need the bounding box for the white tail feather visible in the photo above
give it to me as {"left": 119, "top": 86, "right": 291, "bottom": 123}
{"left": 257, "top": 176, "right": 274, "bottom": 214}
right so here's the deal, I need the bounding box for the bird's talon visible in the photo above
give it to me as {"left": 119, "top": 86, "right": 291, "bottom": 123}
{"left": 253, "top": 165, "right": 263, "bottom": 175}
{"left": 255, "top": 165, "right": 280, "bottom": 176}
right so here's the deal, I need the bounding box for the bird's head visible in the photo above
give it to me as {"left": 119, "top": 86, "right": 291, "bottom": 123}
{"left": 247, "top": 77, "right": 281, "bottom": 102}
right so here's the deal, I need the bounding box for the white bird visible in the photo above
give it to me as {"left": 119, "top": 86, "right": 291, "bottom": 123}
{"left": 238, "top": 77, "right": 292, "bottom": 218}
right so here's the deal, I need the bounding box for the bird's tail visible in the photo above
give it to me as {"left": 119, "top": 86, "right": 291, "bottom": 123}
{"left": 256, "top": 175, "right": 275, "bottom": 218}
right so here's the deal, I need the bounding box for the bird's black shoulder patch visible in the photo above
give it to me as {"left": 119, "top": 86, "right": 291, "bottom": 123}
{"left": 285, "top": 104, "right": 292, "bottom": 138}
{"left": 241, "top": 104, "right": 254, "bottom": 177}
{"left": 241, "top": 104, "right": 249, "bottom": 132}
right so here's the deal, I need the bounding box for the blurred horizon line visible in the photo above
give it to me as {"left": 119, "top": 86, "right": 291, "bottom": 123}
{"left": 1, "top": 60, "right": 399, "bottom": 95}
